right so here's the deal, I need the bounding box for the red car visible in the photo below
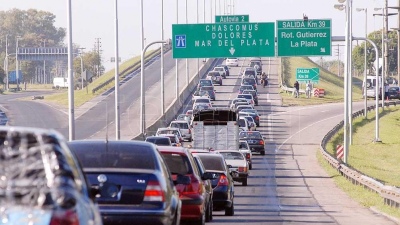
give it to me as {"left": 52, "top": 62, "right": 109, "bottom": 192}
{"left": 159, "top": 147, "right": 214, "bottom": 225}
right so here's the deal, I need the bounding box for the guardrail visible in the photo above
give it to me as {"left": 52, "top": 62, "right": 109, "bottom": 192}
{"left": 320, "top": 100, "right": 400, "bottom": 208}
{"left": 92, "top": 46, "right": 170, "bottom": 94}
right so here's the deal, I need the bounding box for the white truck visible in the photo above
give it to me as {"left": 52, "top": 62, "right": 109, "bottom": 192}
{"left": 53, "top": 77, "right": 69, "bottom": 89}
{"left": 192, "top": 109, "right": 239, "bottom": 150}
{"left": 364, "top": 75, "right": 383, "bottom": 99}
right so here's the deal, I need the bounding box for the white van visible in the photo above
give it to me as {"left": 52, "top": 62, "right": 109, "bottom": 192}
{"left": 53, "top": 77, "right": 69, "bottom": 89}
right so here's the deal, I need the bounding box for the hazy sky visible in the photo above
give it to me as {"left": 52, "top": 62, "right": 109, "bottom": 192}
{"left": 1, "top": 0, "right": 396, "bottom": 71}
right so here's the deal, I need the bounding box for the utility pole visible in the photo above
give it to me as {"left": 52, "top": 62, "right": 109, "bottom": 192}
{"left": 385, "top": 0, "right": 389, "bottom": 87}
{"left": 94, "top": 37, "right": 102, "bottom": 77}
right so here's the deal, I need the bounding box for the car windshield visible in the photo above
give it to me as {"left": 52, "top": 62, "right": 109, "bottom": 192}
{"left": 240, "top": 132, "right": 262, "bottom": 139}
{"left": 161, "top": 153, "right": 192, "bottom": 175}
{"left": 170, "top": 122, "right": 189, "bottom": 129}
{"left": 220, "top": 152, "right": 244, "bottom": 160}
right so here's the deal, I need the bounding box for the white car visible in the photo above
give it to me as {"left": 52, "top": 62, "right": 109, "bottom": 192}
{"left": 215, "top": 150, "right": 249, "bottom": 186}
{"left": 226, "top": 58, "right": 239, "bottom": 67}
{"left": 213, "top": 67, "right": 226, "bottom": 78}
{"left": 193, "top": 97, "right": 212, "bottom": 108}
{"left": 239, "top": 140, "right": 253, "bottom": 170}
{"left": 230, "top": 98, "right": 248, "bottom": 110}
{"left": 169, "top": 120, "right": 192, "bottom": 142}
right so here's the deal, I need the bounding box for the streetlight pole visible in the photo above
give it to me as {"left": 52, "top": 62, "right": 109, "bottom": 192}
{"left": 176, "top": 0, "right": 179, "bottom": 99}
{"left": 161, "top": 0, "right": 165, "bottom": 115}
{"left": 356, "top": 8, "right": 368, "bottom": 118}
{"left": 185, "top": 0, "right": 189, "bottom": 86}
{"left": 15, "top": 37, "right": 21, "bottom": 91}
{"left": 140, "top": 40, "right": 167, "bottom": 136}
{"left": 389, "top": 0, "right": 400, "bottom": 85}
{"left": 197, "top": 0, "right": 200, "bottom": 79}
{"left": 5, "top": 35, "right": 8, "bottom": 91}
{"left": 114, "top": 0, "right": 120, "bottom": 140}
{"left": 67, "top": 0, "right": 75, "bottom": 141}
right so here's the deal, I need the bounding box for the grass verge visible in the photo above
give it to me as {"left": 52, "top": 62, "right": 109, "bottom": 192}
{"left": 279, "top": 57, "right": 363, "bottom": 106}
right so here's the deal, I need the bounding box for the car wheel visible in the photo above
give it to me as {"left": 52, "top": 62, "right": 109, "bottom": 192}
{"left": 225, "top": 203, "right": 234, "bottom": 216}
{"left": 249, "top": 163, "right": 252, "bottom": 170}
{"left": 261, "top": 151, "right": 265, "bottom": 155}
{"left": 242, "top": 178, "right": 248, "bottom": 186}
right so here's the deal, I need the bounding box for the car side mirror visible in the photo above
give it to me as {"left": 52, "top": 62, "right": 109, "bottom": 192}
{"left": 174, "top": 174, "right": 191, "bottom": 185}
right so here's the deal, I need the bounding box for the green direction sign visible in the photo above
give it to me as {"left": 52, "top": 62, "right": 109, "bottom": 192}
{"left": 277, "top": 19, "right": 331, "bottom": 57}
{"left": 172, "top": 23, "right": 275, "bottom": 58}
{"left": 296, "top": 68, "right": 320, "bottom": 83}
{"left": 215, "top": 15, "right": 249, "bottom": 23}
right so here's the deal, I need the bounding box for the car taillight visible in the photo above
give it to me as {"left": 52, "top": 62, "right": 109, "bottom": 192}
{"left": 246, "top": 153, "right": 251, "bottom": 159}
{"left": 259, "top": 140, "right": 264, "bottom": 145}
{"left": 50, "top": 210, "right": 79, "bottom": 225}
{"left": 238, "top": 167, "right": 247, "bottom": 172}
{"left": 217, "top": 174, "right": 229, "bottom": 186}
{"left": 255, "top": 116, "right": 259, "bottom": 121}
{"left": 144, "top": 180, "right": 165, "bottom": 202}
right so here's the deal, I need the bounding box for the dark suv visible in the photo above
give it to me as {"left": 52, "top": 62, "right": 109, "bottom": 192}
{"left": 68, "top": 140, "right": 182, "bottom": 225}
{"left": 239, "top": 131, "right": 265, "bottom": 155}
{"left": 0, "top": 127, "right": 102, "bottom": 225}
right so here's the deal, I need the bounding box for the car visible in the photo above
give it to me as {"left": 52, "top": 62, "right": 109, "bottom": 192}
{"left": 239, "top": 111, "right": 260, "bottom": 127}
{"left": 177, "top": 113, "right": 191, "bottom": 124}
{"left": 239, "top": 131, "right": 265, "bottom": 155}
{"left": 193, "top": 90, "right": 210, "bottom": 102}
{"left": 213, "top": 66, "right": 227, "bottom": 78}
{"left": 236, "top": 104, "right": 254, "bottom": 113}
{"left": 0, "top": 126, "right": 103, "bottom": 225}
{"left": 159, "top": 147, "right": 215, "bottom": 225}
{"left": 241, "top": 77, "right": 257, "bottom": 90}
{"left": 215, "top": 150, "right": 249, "bottom": 186}
{"left": 388, "top": 86, "right": 400, "bottom": 99}
{"left": 242, "top": 90, "right": 259, "bottom": 106}
{"left": 234, "top": 101, "right": 251, "bottom": 111}
{"left": 192, "top": 154, "right": 214, "bottom": 222}
{"left": 242, "top": 68, "right": 257, "bottom": 79}
{"left": 237, "top": 93, "right": 255, "bottom": 106}
{"left": 159, "top": 134, "right": 182, "bottom": 147}
{"left": 145, "top": 136, "right": 173, "bottom": 146}
{"left": 229, "top": 98, "right": 249, "bottom": 110}
{"left": 197, "top": 79, "right": 214, "bottom": 90}
{"left": 249, "top": 60, "right": 262, "bottom": 75}
{"left": 216, "top": 64, "right": 230, "bottom": 76}
{"left": 226, "top": 58, "right": 239, "bottom": 67}
{"left": 206, "top": 71, "right": 223, "bottom": 86}
{"left": 241, "top": 108, "right": 260, "bottom": 116}
{"left": 238, "top": 117, "right": 250, "bottom": 131}
{"left": 193, "top": 97, "right": 212, "bottom": 108}
{"left": 156, "top": 127, "right": 184, "bottom": 143}
{"left": 241, "top": 115, "right": 257, "bottom": 131}
{"left": 200, "top": 86, "right": 216, "bottom": 101}
{"left": 239, "top": 140, "right": 253, "bottom": 170}
{"left": 192, "top": 153, "right": 235, "bottom": 216}
{"left": 238, "top": 85, "right": 256, "bottom": 95}
{"left": 193, "top": 103, "right": 212, "bottom": 114}
{"left": 170, "top": 120, "right": 192, "bottom": 142}
{"left": 68, "top": 140, "right": 182, "bottom": 225}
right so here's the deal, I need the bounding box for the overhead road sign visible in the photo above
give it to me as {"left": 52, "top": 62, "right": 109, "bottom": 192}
{"left": 215, "top": 15, "right": 249, "bottom": 23}
{"left": 277, "top": 19, "right": 331, "bottom": 57}
{"left": 172, "top": 22, "right": 275, "bottom": 58}
{"left": 17, "top": 47, "right": 78, "bottom": 61}
{"left": 296, "top": 68, "right": 320, "bottom": 83}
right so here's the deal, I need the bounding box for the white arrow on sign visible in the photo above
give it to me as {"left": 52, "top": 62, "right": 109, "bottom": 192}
{"left": 229, "top": 47, "right": 235, "bottom": 55}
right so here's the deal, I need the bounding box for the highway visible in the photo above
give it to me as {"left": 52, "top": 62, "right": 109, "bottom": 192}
{"left": 177, "top": 58, "right": 396, "bottom": 225}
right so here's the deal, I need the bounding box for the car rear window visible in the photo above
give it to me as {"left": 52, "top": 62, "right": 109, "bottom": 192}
{"left": 220, "top": 152, "right": 244, "bottom": 160}
{"left": 170, "top": 122, "right": 189, "bottom": 129}
{"left": 158, "top": 129, "right": 179, "bottom": 136}
{"left": 201, "top": 86, "right": 213, "bottom": 91}
{"left": 245, "top": 70, "right": 255, "bottom": 75}
{"left": 200, "top": 80, "right": 211, "bottom": 85}
{"left": 161, "top": 153, "right": 192, "bottom": 174}
{"left": 243, "top": 79, "right": 256, "bottom": 85}
{"left": 240, "top": 132, "right": 262, "bottom": 139}
{"left": 146, "top": 138, "right": 170, "bottom": 146}
{"left": 238, "top": 94, "right": 252, "bottom": 100}
{"left": 195, "top": 98, "right": 209, "bottom": 103}
{"left": 197, "top": 155, "right": 225, "bottom": 171}
{"left": 70, "top": 143, "right": 156, "bottom": 169}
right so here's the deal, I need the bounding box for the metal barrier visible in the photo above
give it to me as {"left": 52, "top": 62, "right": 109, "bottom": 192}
{"left": 320, "top": 100, "right": 400, "bottom": 208}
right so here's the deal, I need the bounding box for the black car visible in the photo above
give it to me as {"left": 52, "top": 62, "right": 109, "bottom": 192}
{"left": 242, "top": 90, "right": 258, "bottom": 106}
{"left": 239, "top": 111, "right": 260, "bottom": 127}
{"left": 192, "top": 155, "right": 214, "bottom": 222}
{"left": 0, "top": 127, "right": 102, "bottom": 225}
{"left": 241, "top": 77, "right": 257, "bottom": 90}
{"left": 197, "top": 79, "right": 214, "bottom": 91}
{"left": 145, "top": 136, "right": 172, "bottom": 146}
{"left": 193, "top": 153, "right": 235, "bottom": 216}
{"left": 239, "top": 131, "right": 265, "bottom": 155}
{"left": 216, "top": 64, "right": 230, "bottom": 76}
{"left": 388, "top": 86, "right": 400, "bottom": 99}
{"left": 68, "top": 140, "right": 182, "bottom": 225}
{"left": 200, "top": 86, "right": 216, "bottom": 101}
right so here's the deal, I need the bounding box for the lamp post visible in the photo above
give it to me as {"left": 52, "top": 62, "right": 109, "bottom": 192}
{"left": 4, "top": 35, "right": 8, "bottom": 91}
{"left": 140, "top": 40, "right": 168, "bottom": 136}
{"left": 185, "top": 0, "right": 189, "bottom": 86}
{"left": 161, "top": 0, "right": 165, "bottom": 115}
{"left": 114, "top": 0, "right": 120, "bottom": 140}
{"left": 176, "top": 0, "right": 179, "bottom": 99}
{"left": 389, "top": 1, "right": 400, "bottom": 85}
{"left": 67, "top": 0, "right": 75, "bottom": 141}
{"left": 356, "top": 8, "right": 368, "bottom": 119}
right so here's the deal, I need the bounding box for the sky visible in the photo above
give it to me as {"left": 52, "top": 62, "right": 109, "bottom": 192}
{"left": 1, "top": 0, "right": 397, "bottom": 71}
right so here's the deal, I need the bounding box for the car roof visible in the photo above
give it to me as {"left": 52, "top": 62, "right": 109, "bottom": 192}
{"left": 240, "top": 130, "right": 261, "bottom": 134}
{"left": 158, "top": 127, "right": 180, "bottom": 131}
{"left": 146, "top": 136, "right": 170, "bottom": 140}
{"left": 157, "top": 146, "right": 188, "bottom": 154}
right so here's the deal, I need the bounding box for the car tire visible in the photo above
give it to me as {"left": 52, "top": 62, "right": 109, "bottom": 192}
{"left": 242, "top": 178, "right": 248, "bottom": 186}
{"left": 249, "top": 163, "right": 252, "bottom": 170}
{"left": 261, "top": 150, "right": 265, "bottom": 155}
{"left": 225, "top": 203, "right": 234, "bottom": 216}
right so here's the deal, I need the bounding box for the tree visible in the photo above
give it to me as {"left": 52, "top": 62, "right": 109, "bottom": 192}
{"left": 352, "top": 30, "right": 398, "bottom": 75}
{"left": 0, "top": 9, "right": 66, "bottom": 82}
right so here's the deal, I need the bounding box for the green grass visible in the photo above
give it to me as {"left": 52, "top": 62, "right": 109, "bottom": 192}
{"left": 326, "top": 106, "right": 400, "bottom": 187}
{"left": 279, "top": 57, "right": 363, "bottom": 106}
{"left": 43, "top": 50, "right": 156, "bottom": 107}
{"left": 317, "top": 150, "right": 400, "bottom": 220}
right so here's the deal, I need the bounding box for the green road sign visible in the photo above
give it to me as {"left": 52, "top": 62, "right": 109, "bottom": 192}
{"left": 215, "top": 15, "right": 249, "bottom": 23}
{"left": 172, "top": 23, "right": 275, "bottom": 58}
{"left": 296, "top": 68, "right": 320, "bottom": 83}
{"left": 277, "top": 19, "right": 331, "bottom": 57}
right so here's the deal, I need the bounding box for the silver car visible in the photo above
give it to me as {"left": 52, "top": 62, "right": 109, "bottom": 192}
{"left": 169, "top": 120, "right": 192, "bottom": 141}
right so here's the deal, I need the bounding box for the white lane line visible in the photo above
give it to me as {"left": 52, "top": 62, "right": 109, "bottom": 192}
{"left": 276, "top": 114, "right": 342, "bottom": 152}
